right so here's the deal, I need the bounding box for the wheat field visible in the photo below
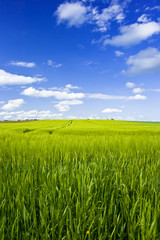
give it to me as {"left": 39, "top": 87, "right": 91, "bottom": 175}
{"left": 0, "top": 120, "right": 160, "bottom": 239}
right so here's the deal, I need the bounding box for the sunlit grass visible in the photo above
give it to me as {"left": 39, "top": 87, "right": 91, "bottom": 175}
{"left": 0, "top": 120, "right": 160, "bottom": 239}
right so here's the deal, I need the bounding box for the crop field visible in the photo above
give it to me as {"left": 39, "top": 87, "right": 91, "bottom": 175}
{"left": 0, "top": 120, "right": 160, "bottom": 240}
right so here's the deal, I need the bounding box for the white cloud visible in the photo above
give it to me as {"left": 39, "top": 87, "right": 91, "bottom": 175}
{"left": 0, "top": 101, "right": 4, "bottom": 104}
{"left": 54, "top": 100, "right": 83, "bottom": 112}
{"left": 126, "top": 82, "right": 136, "bottom": 88}
{"left": 115, "top": 50, "right": 124, "bottom": 57}
{"left": 132, "top": 88, "right": 144, "bottom": 93}
{"left": 102, "top": 108, "right": 122, "bottom": 113}
{"left": 82, "top": 0, "right": 95, "bottom": 2}
{"left": 137, "top": 14, "right": 150, "bottom": 23}
{"left": 145, "top": 6, "right": 160, "bottom": 11}
{"left": 139, "top": 114, "right": 144, "bottom": 119}
{"left": 56, "top": 2, "right": 89, "bottom": 27}
{"left": 128, "top": 94, "right": 146, "bottom": 100}
{"left": 0, "top": 110, "right": 63, "bottom": 120}
{"left": 131, "top": 88, "right": 160, "bottom": 93}
{"left": 53, "top": 64, "right": 63, "bottom": 69}
{"left": 21, "top": 85, "right": 147, "bottom": 104}
{"left": 87, "top": 93, "right": 146, "bottom": 101}
{"left": 10, "top": 61, "right": 36, "bottom": 68}
{"left": 104, "top": 21, "right": 160, "bottom": 47}
{"left": 0, "top": 69, "right": 45, "bottom": 85}
{"left": 65, "top": 115, "right": 78, "bottom": 119}
{"left": 48, "top": 84, "right": 80, "bottom": 92}
{"left": 47, "top": 60, "right": 63, "bottom": 68}
{"left": 92, "top": 4, "right": 125, "bottom": 32}
{"left": 123, "top": 47, "right": 160, "bottom": 76}
{"left": 1, "top": 99, "right": 24, "bottom": 111}
{"left": 93, "top": 26, "right": 107, "bottom": 32}
{"left": 65, "top": 84, "right": 80, "bottom": 90}
{"left": 47, "top": 60, "right": 53, "bottom": 66}
{"left": 56, "top": 2, "right": 125, "bottom": 32}
{"left": 21, "top": 87, "right": 85, "bottom": 100}
{"left": 17, "top": 110, "right": 62, "bottom": 120}
{"left": 87, "top": 93, "right": 127, "bottom": 100}
{"left": 87, "top": 114, "right": 100, "bottom": 119}
{"left": 152, "top": 6, "right": 160, "bottom": 10}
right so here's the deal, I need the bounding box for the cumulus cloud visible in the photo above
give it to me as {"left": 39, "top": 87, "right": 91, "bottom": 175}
{"left": 55, "top": 2, "right": 125, "bottom": 31}
{"left": 123, "top": 47, "right": 160, "bottom": 76}
{"left": 102, "top": 108, "right": 122, "bottom": 113}
{"left": 21, "top": 85, "right": 147, "bottom": 103}
{"left": 128, "top": 94, "right": 146, "bottom": 100}
{"left": 0, "top": 110, "right": 63, "bottom": 120}
{"left": 65, "top": 84, "right": 80, "bottom": 90}
{"left": 54, "top": 100, "right": 83, "bottom": 112}
{"left": 10, "top": 61, "right": 36, "bottom": 68}
{"left": 0, "top": 69, "right": 45, "bottom": 86}
{"left": 104, "top": 21, "right": 160, "bottom": 47}
{"left": 56, "top": 2, "right": 89, "bottom": 27}
{"left": 92, "top": 4, "right": 125, "bottom": 32}
{"left": 125, "top": 82, "right": 136, "bottom": 88}
{"left": 1, "top": 99, "right": 24, "bottom": 111}
{"left": 115, "top": 50, "right": 124, "bottom": 57}
{"left": 132, "top": 88, "right": 144, "bottom": 93}
{"left": 48, "top": 84, "right": 80, "bottom": 92}
{"left": 96, "top": 5, "right": 124, "bottom": 22}
{"left": 21, "top": 87, "right": 85, "bottom": 100}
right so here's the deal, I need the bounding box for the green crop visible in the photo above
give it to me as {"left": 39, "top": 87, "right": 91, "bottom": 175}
{"left": 0, "top": 120, "right": 160, "bottom": 239}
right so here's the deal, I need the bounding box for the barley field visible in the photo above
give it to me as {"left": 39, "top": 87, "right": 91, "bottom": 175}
{"left": 0, "top": 120, "right": 160, "bottom": 240}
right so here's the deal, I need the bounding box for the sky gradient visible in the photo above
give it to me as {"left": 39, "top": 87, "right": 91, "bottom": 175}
{"left": 0, "top": 0, "right": 160, "bottom": 121}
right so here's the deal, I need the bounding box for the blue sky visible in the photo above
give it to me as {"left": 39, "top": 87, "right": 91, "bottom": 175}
{"left": 0, "top": 0, "right": 160, "bottom": 121}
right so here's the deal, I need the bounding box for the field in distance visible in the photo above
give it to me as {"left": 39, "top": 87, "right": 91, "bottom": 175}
{"left": 0, "top": 120, "right": 160, "bottom": 239}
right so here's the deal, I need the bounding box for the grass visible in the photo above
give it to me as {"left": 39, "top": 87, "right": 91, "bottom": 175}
{"left": 0, "top": 120, "right": 160, "bottom": 239}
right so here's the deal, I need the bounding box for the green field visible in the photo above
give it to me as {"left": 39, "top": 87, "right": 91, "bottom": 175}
{"left": 0, "top": 120, "right": 160, "bottom": 240}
